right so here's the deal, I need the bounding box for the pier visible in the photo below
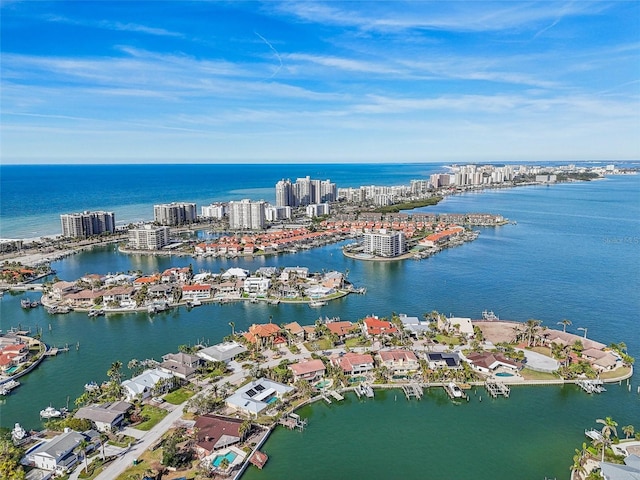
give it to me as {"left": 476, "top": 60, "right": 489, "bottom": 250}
{"left": 444, "top": 382, "right": 468, "bottom": 400}
{"left": 402, "top": 383, "right": 423, "bottom": 400}
{"left": 278, "top": 413, "right": 307, "bottom": 431}
{"left": 484, "top": 379, "right": 510, "bottom": 398}
{"left": 576, "top": 379, "right": 606, "bottom": 394}
{"left": 44, "top": 345, "right": 70, "bottom": 356}
{"left": 328, "top": 390, "right": 344, "bottom": 401}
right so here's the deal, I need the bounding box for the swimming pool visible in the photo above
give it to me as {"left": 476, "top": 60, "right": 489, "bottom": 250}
{"left": 266, "top": 396, "right": 278, "bottom": 404}
{"left": 315, "top": 380, "right": 331, "bottom": 389}
{"left": 212, "top": 451, "right": 237, "bottom": 467}
{"left": 5, "top": 366, "right": 18, "bottom": 374}
{"left": 495, "top": 372, "right": 514, "bottom": 377}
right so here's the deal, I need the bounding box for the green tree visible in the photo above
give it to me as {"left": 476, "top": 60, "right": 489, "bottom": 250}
{"left": 622, "top": 424, "right": 634, "bottom": 439}
{"left": 75, "top": 438, "right": 91, "bottom": 475}
{"left": 558, "top": 319, "right": 572, "bottom": 333}
{"left": 0, "top": 435, "right": 26, "bottom": 480}
{"left": 596, "top": 417, "right": 618, "bottom": 462}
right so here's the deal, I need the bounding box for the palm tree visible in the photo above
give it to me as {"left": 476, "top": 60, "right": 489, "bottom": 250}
{"left": 622, "top": 424, "right": 635, "bottom": 439}
{"left": 524, "top": 319, "right": 542, "bottom": 347}
{"left": 558, "top": 319, "right": 572, "bottom": 333}
{"left": 75, "top": 438, "right": 91, "bottom": 474}
{"left": 596, "top": 417, "right": 618, "bottom": 462}
{"left": 239, "top": 419, "right": 252, "bottom": 440}
{"left": 229, "top": 322, "right": 235, "bottom": 337}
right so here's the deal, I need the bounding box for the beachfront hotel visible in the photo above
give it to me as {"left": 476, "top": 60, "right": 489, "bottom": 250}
{"left": 60, "top": 211, "right": 115, "bottom": 238}
{"left": 153, "top": 202, "right": 197, "bottom": 226}
{"left": 363, "top": 230, "right": 407, "bottom": 257}
{"left": 127, "top": 224, "right": 170, "bottom": 250}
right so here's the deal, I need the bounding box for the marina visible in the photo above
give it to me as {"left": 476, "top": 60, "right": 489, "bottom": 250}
{"left": 444, "top": 382, "right": 467, "bottom": 400}
{"left": 401, "top": 383, "right": 424, "bottom": 400}
{"left": 576, "top": 379, "right": 606, "bottom": 394}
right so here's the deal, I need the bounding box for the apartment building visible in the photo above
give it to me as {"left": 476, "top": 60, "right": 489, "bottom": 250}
{"left": 153, "top": 202, "right": 197, "bottom": 226}
{"left": 363, "top": 230, "right": 406, "bottom": 257}
{"left": 60, "top": 211, "right": 115, "bottom": 238}
{"left": 128, "top": 224, "right": 170, "bottom": 250}
{"left": 228, "top": 199, "right": 266, "bottom": 230}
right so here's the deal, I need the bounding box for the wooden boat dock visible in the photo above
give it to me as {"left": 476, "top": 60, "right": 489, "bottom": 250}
{"left": 249, "top": 450, "right": 268, "bottom": 469}
{"left": 576, "top": 379, "right": 606, "bottom": 394}
{"left": 328, "top": 390, "right": 344, "bottom": 401}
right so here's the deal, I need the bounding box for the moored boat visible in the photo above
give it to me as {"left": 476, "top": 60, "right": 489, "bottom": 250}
{"left": 40, "top": 405, "right": 62, "bottom": 419}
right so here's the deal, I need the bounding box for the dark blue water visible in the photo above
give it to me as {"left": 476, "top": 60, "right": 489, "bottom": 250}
{"left": 0, "top": 164, "right": 639, "bottom": 479}
{"left": 0, "top": 163, "right": 448, "bottom": 238}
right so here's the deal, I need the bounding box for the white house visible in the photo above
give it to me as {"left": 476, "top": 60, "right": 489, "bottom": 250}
{"left": 27, "top": 430, "right": 90, "bottom": 474}
{"left": 243, "top": 277, "right": 271, "bottom": 295}
{"left": 197, "top": 342, "right": 247, "bottom": 364}
{"left": 181, "top": 284, "right": 212, "bottom": 300}
{"left": 221, "top": 268, "right": 249, "bottom": 280}
{"left": 225, "top": 378, "right": 293, "bottom": 417}
{"left": 121, "top": 368, "right": 174, "bottom": 401}
{"left": 74, "top": 401, "right": 131, "bottom": 433}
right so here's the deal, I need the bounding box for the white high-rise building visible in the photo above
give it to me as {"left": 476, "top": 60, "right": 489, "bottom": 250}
{"left": 153, "top": 202, "right": 197, "bottom": 226}
{"left": 128, "top": 224, "right": 170, "bottom": 250}
{"left": 363, "top": 230, "right": 406, "bottom": 258}
{"left": 60, "top": 211, "right": 115, "bottom": 238}
{"left": 201, "top": 203, "right": 227, "bottom": 219}
{"left": 276, "top": 176, "right": 336, "bottom": 207}
{"left": 228, "top": 199, "right": 266, "bottom": 230}
{"left": 305, "top": 203, "right": 330, "bottom": 218}
{"left": 265, "top": 205, "right": 292, "bottom": 222}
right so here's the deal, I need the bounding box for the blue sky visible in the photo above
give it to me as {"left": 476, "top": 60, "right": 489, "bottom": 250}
{"left": 1, "top": 1, "right": 639, "bottom": 164}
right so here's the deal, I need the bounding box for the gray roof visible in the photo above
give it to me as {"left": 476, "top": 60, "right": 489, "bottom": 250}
{"left": 75, "top": 404, "right": 129, "bottom": 425}
{"left": 32, "top": 431, "right": 85, "bottom": 460}
{"left": 198, "top": 342, "right": 247, "bottom": 362}
{"left": 600, "top": 455, "right": 640, "bottom": 480}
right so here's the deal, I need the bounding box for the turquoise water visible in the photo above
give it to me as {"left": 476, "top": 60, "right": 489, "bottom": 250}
{"left": 266, "top": 397, "right": 278, "bottom": 404}
{"left": 0, "top": 165, "right": 638, "bottom": 479}
{"left": 212, "top": 451, "right": 237, "bottom": 467}
{"left": 495, "top": 372, "right": 514, "bottom": 377}
{"left": 5, "top": 366, "right": 18, "bottom": 374}
{"left": 315, "top": 380, "right": 331, "bottom": 389}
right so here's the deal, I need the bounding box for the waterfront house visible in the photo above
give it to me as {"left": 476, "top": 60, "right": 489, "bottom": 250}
{"left": 193, "top": 414, "right": 244, "bottom": 457}
{"left": 289, "top": 359, "right": 326, "bottom": 382}
{"left": 159, "top": 352, "right": 202, "bottom": 380}
{"left": 600, "top": 454, "right": 640, "bottom": 480}
{"left": 305, "top": 285, "right": 334, "bottom": 298}
{"left": 121, "top": 368, "right": 174, "bottom": 401}
{"left": 243, "top": 277, "right": 271, "bottom": 296}
{"left": 197, "top": 341, "right": 247, "bottom": 364}
{"left": 398, "top": 313, "right": 432, "bottom": 337}
{"left": 161, "top": 267, "right": 192, "bottom": 283}
{"left": 51, "top": 281, "right": 77, "bottom": 301}
{"left": 280, "top": 267, "right": 309, "bottom": 282}
{"left": 133, "top": 275, "right": 160, "bottom": 288}
{"left": 438, "top": 316, "right": 474, "bottom": 338}
{"left": 581, "top": 348, "right": 620, "bottom": 372}
{"left": 426, "top": 352, "right": 462, "bottom": 369}
{"left": 26, "top": 430, "right": 93, "bottom": 474}
{"left": 225, "top": 378, "right": 293, "bottom": 417}
{"left": 378, "top": 350, "right": 419, "bottom": 375}
{"left": 255, "top": 267, "right": 278, "bottom": 278}
{"left": 181, "top": 284, "right": 212, "bottom": 301}
{"left": 64, "top": 289, "right": 103, "bottom": 308}
{"left": 147, "top": 284, "right": 174, "bottom": 300}
{"left": 326, "top": 321, "right": 358, "bottom": 341}
{"left": 102, "top": 286, "right": 135, "bottom": 308}
{"left": 283, "top": 322, "right": 305, "bottom": 341}
{"left": 363, "top": 316, "right": 398, "bottom": 338}
{"left": 465, "top": 352, "right": 520, "bottom": 374}
{"left": 221, "top": 268, "right": 250, "bottom": 280}
{"left": 331, "top": 352, "right": 375, "bottom": 376}
{"left": 0, "top": 342, "right": 30, "bottom": 373}
{"left": 243, "top": 323, "right": 282, "bottom": 349}
{"left": 303, "top": 325, "right": 317, "bottom": 341}
{"left": 322, "top": 271, "right": 344, "bottom": 289}
{"left": 74, "top": 401, "right": 132, "bottom": 432}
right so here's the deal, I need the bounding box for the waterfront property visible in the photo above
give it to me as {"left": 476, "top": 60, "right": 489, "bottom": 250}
{"left": 74, "top": 401, "right": 132, "bottom": 432}
{"left": 289, "top": 359, "right": 326, "bottom": 382}
{"left": 24, "top": 429, "right": 97, "bottom": 475}
{"left": 197, "top": 341, "right": 247, "bottom": 364}
{"left": 331, "top": 352, "right": 375, "bottom": 376}
{"left": 225, "top": 378, "right": 293, "bottom": 417}
{"left": 121, "top": 368, "right": 175, "bottom": 401}
{"left": 159, "top": 352, "right": 203, "bottom": 380}
{"left": 194, "top": 414, "right": 245, "bottom": 456}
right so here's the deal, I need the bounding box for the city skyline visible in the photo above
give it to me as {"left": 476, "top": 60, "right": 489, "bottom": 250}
{"left": 1, "top": 1, "right": 639, "bottom": 164}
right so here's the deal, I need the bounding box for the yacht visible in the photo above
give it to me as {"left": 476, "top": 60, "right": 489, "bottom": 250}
{"left": 309, "top": 300, "right": 327, "bottom": 308}
{"left": 40, "top": 405, "right": 62, "bottom": 419}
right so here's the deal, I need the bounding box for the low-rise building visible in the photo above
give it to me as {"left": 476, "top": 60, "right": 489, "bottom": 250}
{"left": 289, "top": 359, "right": 326, "bottom": 382}
{"left": 331, "top": 352, "right": 375, "bottom": 376}
{"left": 159, "top": 352, "right": 203, "bottom": 380}
{"left": 378, "top": 350, "right": 419, "bottom": 375}
{"left": 74, "top": 401, "right": 132, "bottom": 432}
{"left": 121, "top": 368, "right": 175, "bottom": 401}
{"left": 225, "top": 378, "right": 293, "bottom": 417}
{"left": 363, "top": 316, "right": 398, "bottom": 338}
{"left": 194, "top": 414, "right": 244, "bottom": 456}
{"left": 197, "top": 341, "right": 247, "bottom": 364}
{"left": 26, "top": 430, "right": 94, "bottom": 474}
{"left": 181, "top": 284, "right": 212, "bottom": 301}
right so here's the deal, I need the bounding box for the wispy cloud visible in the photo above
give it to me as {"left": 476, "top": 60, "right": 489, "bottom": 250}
{"left": 43, "top": 13, "right": 184, "bottom": 37}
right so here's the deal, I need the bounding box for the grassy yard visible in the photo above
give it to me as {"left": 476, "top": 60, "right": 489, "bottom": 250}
{"left": 520, "top": 368, "right": 559, "bottom": 381}
{"left": 345, "top": 337, "right": 371, "bottom": 348}
{"left": 115, "top": 443, "right": 199, "bottom": 480}
{"left": 136, "top": 405, "right": 169, "bottom": 431}
{"left": 304, "top": 338, "right": 333, "bottom": 352}
{"left": 434, "top": 334, "right": 460, "bottom": 346}
{"left": 599, "top": 366, "right": 632, "bottom": 380}
{"left": 164, "top": 387, "right": 195, "bottom": 405}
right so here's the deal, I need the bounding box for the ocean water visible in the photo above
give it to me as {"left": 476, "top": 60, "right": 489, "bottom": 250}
{"left": 0, "top": 164, "right": 639, "bottom": 479}
{"left": 0, "top": 163, "right": 447, "bottom": 239}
